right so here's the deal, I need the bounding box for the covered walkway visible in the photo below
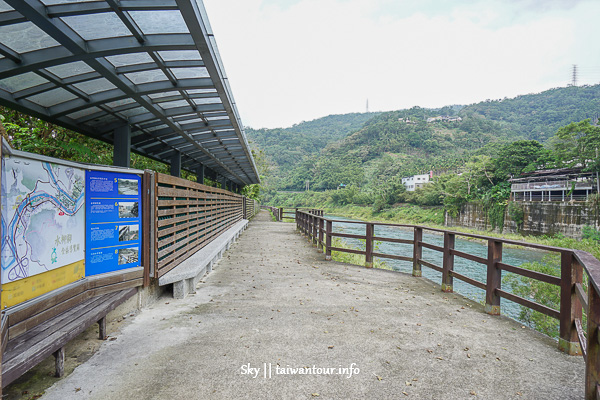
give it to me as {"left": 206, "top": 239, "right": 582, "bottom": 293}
{"left": 41, "top": 211, "right": 583, "bottom": 399}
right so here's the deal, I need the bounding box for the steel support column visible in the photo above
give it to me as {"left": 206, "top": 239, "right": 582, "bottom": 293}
{"left": 196, "top": 164, "right": 205, "bottom": 185}
{"left": 113, "top": 125, "right": 131, "bottom": 168}
{"left": 170, "top": 150, "right": 181, "bottom": 177}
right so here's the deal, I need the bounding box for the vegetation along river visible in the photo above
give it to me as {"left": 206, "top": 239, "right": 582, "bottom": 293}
{"left": 327, "top": 215, "right": 549, "bottom": 323}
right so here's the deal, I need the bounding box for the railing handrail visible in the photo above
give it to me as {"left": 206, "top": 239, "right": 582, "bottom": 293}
{"left": 291, "top": 208, "right": 600, "bottom": 399}
{"left": 316, "top": 214, "right": 572, "bottom": 254}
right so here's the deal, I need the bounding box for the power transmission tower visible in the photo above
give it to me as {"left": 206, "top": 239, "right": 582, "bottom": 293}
{"left": 366, "top": 99, "right": 369, "bottom": 113}
{"left": 571, "top": 64, "right": 578, "bottom": 86}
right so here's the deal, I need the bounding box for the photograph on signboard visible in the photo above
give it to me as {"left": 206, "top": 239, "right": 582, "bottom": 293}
{"left": 118, "top": 247, "right": 139, "bottom": 265}
{"left": 118, "top": 201, "right": 138, "bottom": 218}
{"left": 118, "top": 224, "right": 139, "bottom": 242}
{"left": 118, "top": 178, "right": 139, "bottom": 195}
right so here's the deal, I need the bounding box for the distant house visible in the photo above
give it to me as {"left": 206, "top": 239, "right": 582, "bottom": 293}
{"left": 509, "top": 167, "right": 597, "bottom": 202}
{"left": 402, "top": 173, "right": 431, "bottom": 191}
{"left": 426, "top": 116, "right": 462, "bottom": 123}
{"left": 398, "top": 117, "right": 416, "bottom": 124}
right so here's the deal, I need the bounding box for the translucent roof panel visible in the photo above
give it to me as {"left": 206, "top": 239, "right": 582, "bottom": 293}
{"left": 125, "top": 70, "right": 168, "bottom": 85}
{"left": 60, "top": 13, "right": 131, "bottom": 40}
{"left": 0, "top": 2, "right": 13, "bottom": 12}
{"left": 130, "top": 11, "right": 189, "bottom": 35}
{"left": 171, "top": 67, "right": 210, "bottom": 80}
{"left": 158, "top": 50, "right": 202, "bottom": 62}
{"left": 73, "top": 78, "right": 116, "bottom": 95}
{"left": 28, "top": 88, "right": 78, "bottom": 107}
{"left": 107, "top": 53, "right": 154, "bottom": 68}
{"left": 0, "top": 0, "right": 258, "bottom": 185}
{"left": 0, "top": 22, "right": 60, "bottom": 53}
{"left": 45, "top": 61, "right": 95, "bottom": 79}
{"left": 0, "top": 73, "right": 48, "bottom": 93}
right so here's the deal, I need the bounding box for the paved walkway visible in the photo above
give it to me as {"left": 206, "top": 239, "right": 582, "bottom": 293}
{"left": 42, "top": 211, "right": 584, "bottom": 399}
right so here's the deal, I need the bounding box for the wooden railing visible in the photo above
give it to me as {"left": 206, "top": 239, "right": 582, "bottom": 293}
{"left": 262, "top": 206, "right": 281, "bottom": 221}
{"left": 245, "top": 198, "right": 260, "bottom": 219}
{"left": 296, "top": 209, "right": 600, "bottom": 399}
{"left": 263, "top": 207, "right": 323, "bottom": 222}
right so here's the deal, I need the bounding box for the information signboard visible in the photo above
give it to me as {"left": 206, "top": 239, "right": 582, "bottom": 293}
{"left": 85, "top": 170, "right": 142, "bottom": 276}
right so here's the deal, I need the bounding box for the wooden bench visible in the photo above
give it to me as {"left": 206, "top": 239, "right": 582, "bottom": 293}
{"left": 1, "top": 268, "right": 143, "bottom": 389}
{"left": 158, "top": 219, "right": 248, "bottom": 299}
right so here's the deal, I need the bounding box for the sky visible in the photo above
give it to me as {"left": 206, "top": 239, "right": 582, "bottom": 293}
{"left": 202, "top": 0, "right": 600, "bottom": 129}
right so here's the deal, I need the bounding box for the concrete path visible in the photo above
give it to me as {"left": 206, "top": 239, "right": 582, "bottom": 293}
{"left": 42, "top": 211, "right": 584, "bottom": 400}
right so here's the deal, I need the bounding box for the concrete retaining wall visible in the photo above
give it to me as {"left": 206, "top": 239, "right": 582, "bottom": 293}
{"left": 445, "top": 201, "right": 600, "bottom": 239}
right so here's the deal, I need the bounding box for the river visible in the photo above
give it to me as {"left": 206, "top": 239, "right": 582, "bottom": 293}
{"left": 327, "top": 214, "right": 552, "bottom": 322}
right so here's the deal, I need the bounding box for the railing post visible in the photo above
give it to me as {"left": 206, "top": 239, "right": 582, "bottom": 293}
{"left": 304, "top": 213, "right": 308, "bottom": 235}
{"left": 318, "top": 217, "right": 324, "bottom": 253}
{"left": 586, "top": 282, "right": 600, "bottom": 399}
{"left": 279, "top": 207, "right": 283, "bottom": 222}
{"left": 559, "top": 251, "right": 583, "bottom": 355}
{"left": 312, "top": 214, "right": 318, "bottom": 246}
{"left": 485, "top": 240, "right": 502, "bottom": 315}
{"left": 412, "top": 227, "right": 422, "bottom": 277}
{"left": 365, "top": 223, "right": 374, "bottom": 268}
{"left": 442, "top": 232, "right": 455, "bottom": 292}
{"left": 325, "top": 220, "right": 332, "bottom": 261}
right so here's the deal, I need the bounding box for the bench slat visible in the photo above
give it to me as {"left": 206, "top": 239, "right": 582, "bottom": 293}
{"left": 4, "top": 294, "right": 111, "bottom": 360}
{"left": 2, "top": 288, "right": 137, "bottom": 388}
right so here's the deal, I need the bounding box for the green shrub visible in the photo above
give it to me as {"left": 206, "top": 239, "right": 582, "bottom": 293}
{"left": 582, "top": 225, "right": 600, "bottom": 242}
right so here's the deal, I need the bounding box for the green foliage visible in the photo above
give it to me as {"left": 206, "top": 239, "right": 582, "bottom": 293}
{"left": 462, "top": 85, "right": 600, "bottom": 142}
{"left": 507, "top": 202, "right": 524, "bottom": 230}
{"left": 330, "top": 238, "right": 390, "bottom": 270}
{"left": 494, "top": 140, "right": 544, "bottom": 179}
{"left": 1, "top": 107, "right": 171, "bottom": 175}
{"left": 246, "top": 112, "right": 379, "bottom": 178}
{"left": 552, "top": 119, "right": 600, "bottom": 172}
{"left": 482, "top": 182, "right": 511, "bottom": 232}
{"left": 501, "top": 253, "right": 590, "bottom": 340}
{"left": 582, "top": 226, "right": 600, "bottom": 242}
{"left": 503, "top": 255, "right": 561, "bottom": 338}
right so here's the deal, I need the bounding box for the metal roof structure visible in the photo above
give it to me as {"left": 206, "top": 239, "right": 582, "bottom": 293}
{"left": 0, "top": 0, "right": 259, "bottom": 186}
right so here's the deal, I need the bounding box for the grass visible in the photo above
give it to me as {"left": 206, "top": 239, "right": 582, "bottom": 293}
{"left": 330, "top": 238, "right": 392, "bottom": 270}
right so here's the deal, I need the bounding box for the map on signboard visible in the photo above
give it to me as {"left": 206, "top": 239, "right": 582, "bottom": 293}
{"left": 1, "top": 156, "right": 85, "bottom": 284}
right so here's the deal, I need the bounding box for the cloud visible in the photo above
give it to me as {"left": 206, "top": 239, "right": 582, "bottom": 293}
{"left": 203, "top": 0, "right": 600, "bottom": 128}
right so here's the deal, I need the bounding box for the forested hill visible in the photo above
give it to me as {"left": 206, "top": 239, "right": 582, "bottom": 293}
{"left": 461, "top": 85, "right": 600, "bottom": 142}
{"left": 285, "top": 111, "right": 511, "bottom": 191}
{"left": 245, "top": 112, "right": 380, "bottom": 172}
{"left": 254, "top": 84, "right": 600, "bottom": 193}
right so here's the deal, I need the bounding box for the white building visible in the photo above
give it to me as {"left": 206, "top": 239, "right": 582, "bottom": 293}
{"left": 402, "top": 173, "right": 431, "bottom": 191}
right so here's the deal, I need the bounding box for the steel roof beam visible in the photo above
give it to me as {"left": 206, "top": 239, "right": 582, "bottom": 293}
{"left": 0, "top": 34, "right": 196, "bottom": 80}
{"left": 52, "top": 78, "right": 214, "bottom": 118}
{"left": 115, "top": 59, "right": 204, "bottom": 75}
{"left": 0, "top": 42, "right": 21, "bottom": 63}
{"left": 45, "top": 1, "right": 179, "bottom": 19}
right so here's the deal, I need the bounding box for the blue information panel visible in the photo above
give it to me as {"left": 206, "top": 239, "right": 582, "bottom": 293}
{"left": 85, "top": 170, "right": 142, "bottom": 276}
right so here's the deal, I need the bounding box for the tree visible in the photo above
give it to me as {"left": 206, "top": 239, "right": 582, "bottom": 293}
{"left": 552, "top": 119, "right": 600, "bottom": 170}
{"left": 494, "top": 140, "right": 544, "bottom": 179}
